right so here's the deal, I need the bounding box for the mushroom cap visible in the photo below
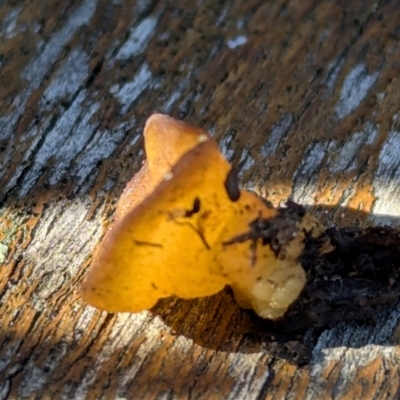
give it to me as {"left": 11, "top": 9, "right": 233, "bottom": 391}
{"left": 80, "top": 114, "right": 314, "bottom": 319}
{"left": 81, "top": 138, "right": 275, "bottom": 312}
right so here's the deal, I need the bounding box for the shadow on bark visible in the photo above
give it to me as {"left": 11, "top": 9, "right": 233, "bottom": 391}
{"left": 151, "top": 204, "right": 400, "bottom": 365}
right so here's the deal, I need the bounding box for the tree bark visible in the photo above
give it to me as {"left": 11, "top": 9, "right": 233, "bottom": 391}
{"left": 1, "top": 0, "right": 400, "bottom": 398}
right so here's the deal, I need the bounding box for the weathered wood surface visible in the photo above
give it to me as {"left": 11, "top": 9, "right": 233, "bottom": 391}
{"left": 1, "top": 0, "right": 400, "bottom": 398}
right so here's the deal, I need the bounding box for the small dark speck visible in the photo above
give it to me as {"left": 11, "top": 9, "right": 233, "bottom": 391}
{"left": 0, "top": 55, "right": 8, "bottom": 67}
{"left": 224, "top": 167, "right": 241, "bottom": 202}
{"left": 200, "top": 210, "right": 211, "bottom": 220}
{"left": 151, "top": 282, "right": 158, "bottom": 290}
{"left": 134, "top": 240, "right": 164, "bottom": 248}
{"left": 20, "top": 47, "right": 29, "bottom": 56}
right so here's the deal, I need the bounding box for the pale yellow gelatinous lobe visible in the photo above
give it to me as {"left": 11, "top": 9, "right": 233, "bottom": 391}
{"left": 81, "top": 113, "right": 315, "bottom": 319}
{"left": 217, "top": 215, "right": 307, "bottom": 320}
{"left": 210, "top": 190, "right": 313, "bottom": 320}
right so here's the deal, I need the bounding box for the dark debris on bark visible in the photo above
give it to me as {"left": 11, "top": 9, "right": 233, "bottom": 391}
{"left": 244, "top": 203, "right": 400, "bottom": 365}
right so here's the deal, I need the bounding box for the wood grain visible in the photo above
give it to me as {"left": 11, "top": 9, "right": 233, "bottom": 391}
{"left": 1, "top": 0, "right": 400, "bottom": 398}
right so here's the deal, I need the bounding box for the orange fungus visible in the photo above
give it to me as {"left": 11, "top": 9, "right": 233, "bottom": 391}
{"left": 80, "top": 114, "right": 323, "bottom": 319}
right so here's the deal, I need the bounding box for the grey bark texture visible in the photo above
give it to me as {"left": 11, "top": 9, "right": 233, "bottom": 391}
{"left": 1, "top": 0, "right": 400, "bottom": 399}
